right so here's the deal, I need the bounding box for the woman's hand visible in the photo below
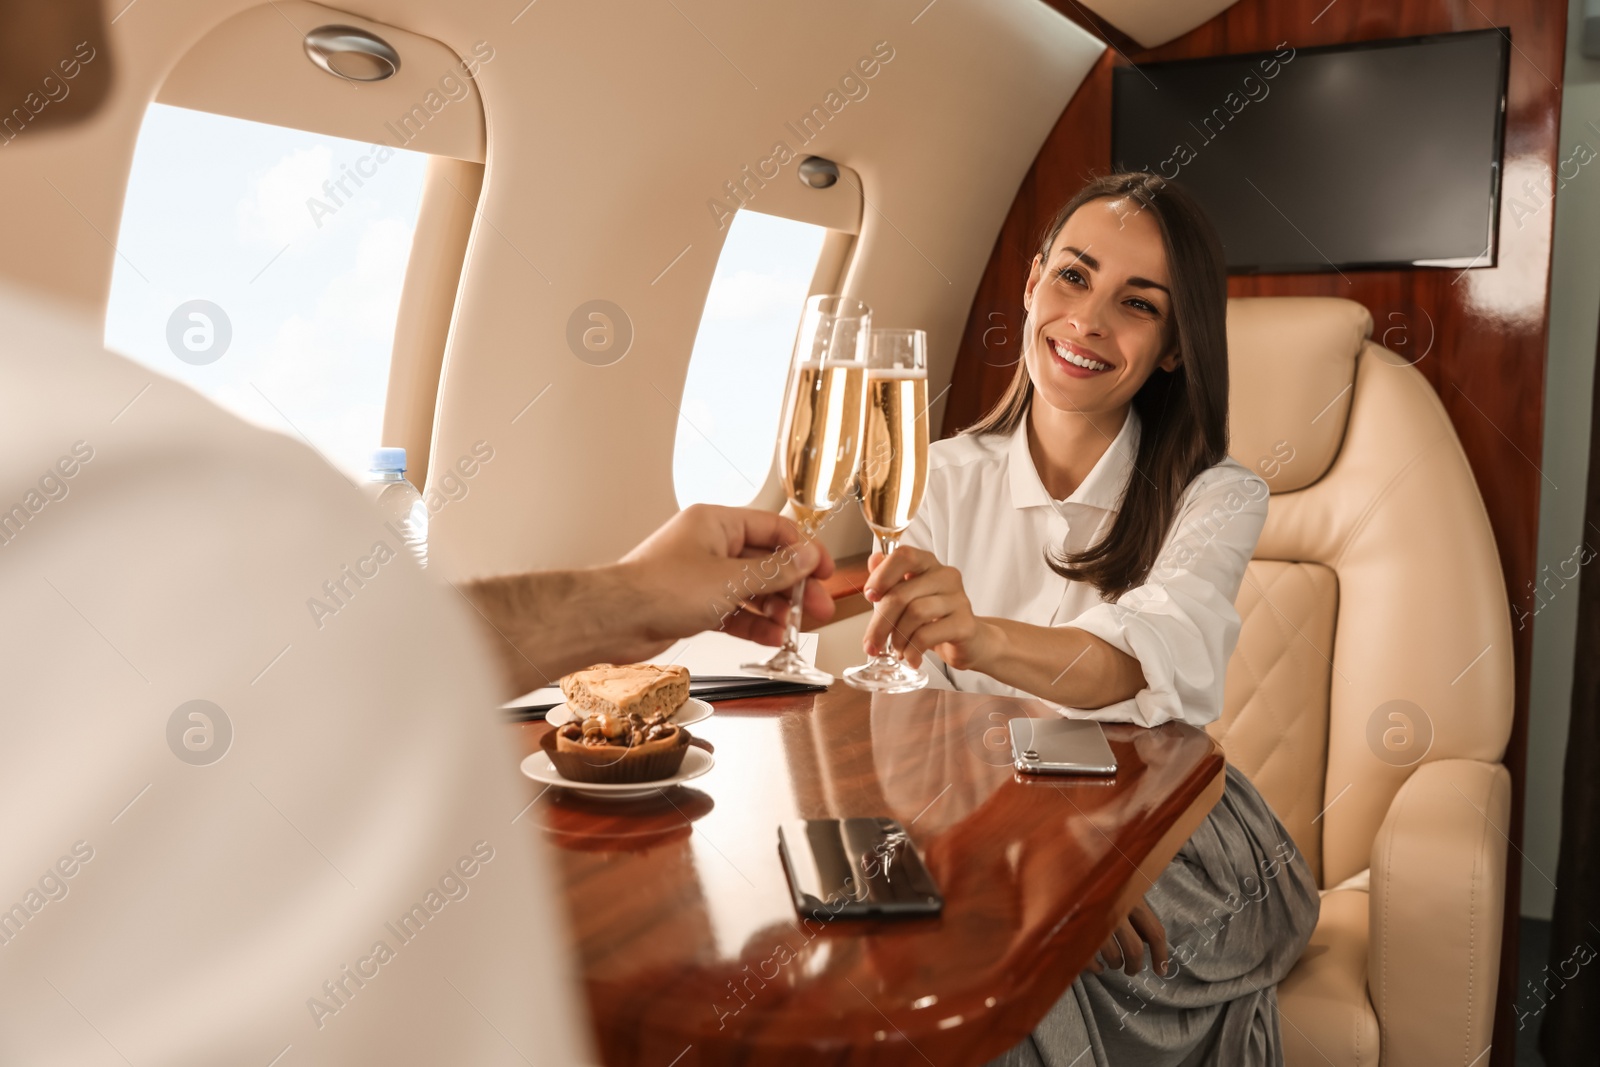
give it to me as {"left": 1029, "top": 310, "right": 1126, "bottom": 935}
{"left": 860, "top": 546, "right": 997, "bottom": 671}
{"left": 1088, "top": 896, "right": 1170, "bottom": 978}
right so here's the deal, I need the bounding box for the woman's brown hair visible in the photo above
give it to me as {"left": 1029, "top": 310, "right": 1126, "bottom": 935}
{"left": 963, "top": 172, "right": 1231, "bottom": 601}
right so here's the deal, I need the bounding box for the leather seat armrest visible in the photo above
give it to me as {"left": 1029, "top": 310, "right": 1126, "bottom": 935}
{"left": 1368, "top": 758, "right": 1510, "bottom": 1067}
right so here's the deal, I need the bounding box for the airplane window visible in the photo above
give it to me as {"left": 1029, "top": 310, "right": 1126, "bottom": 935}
{"left": 673, "top": 210, "right": 830, "bottom": 508}
{"left": 104, "top": 103, "right": 429, "bottom": 478}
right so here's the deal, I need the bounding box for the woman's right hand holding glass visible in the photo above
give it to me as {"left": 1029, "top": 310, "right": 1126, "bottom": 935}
{"left": 861, "top": 546, "right": 997, "bottom": 672}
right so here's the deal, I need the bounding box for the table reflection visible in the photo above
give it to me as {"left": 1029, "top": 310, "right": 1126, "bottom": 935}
{"left": 866, "top": 688, "right": 1043, "bottom": 834}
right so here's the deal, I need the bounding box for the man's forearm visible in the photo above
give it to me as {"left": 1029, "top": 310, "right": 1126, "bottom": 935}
{"left": 459, "top": 564, "right": 664, "bottom": 697}
{"left": 455, "top": 505, "right": 834, "bottom": 699}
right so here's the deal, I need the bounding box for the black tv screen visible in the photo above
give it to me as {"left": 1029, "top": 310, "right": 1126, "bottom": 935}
{"left": 1111, "top": 29, "right": 1509, "bottom": 273}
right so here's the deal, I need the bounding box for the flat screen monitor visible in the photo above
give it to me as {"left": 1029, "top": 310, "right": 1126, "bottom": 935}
{"left": 1111, "top": 29, "right": 1509, "bottom": 273}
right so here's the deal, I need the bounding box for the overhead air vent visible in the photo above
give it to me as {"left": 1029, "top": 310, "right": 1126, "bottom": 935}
{"left": 304, "top": 24, "right": 401, "bottom": 83}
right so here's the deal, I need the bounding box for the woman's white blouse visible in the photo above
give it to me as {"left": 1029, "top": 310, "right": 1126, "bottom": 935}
{"left": 901, "top": 405, "right": 1269, "bottom": 729}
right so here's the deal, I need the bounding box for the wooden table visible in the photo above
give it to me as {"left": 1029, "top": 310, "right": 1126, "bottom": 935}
{"left": 511, "top": 686, "right": 1224, "bottom": 1066}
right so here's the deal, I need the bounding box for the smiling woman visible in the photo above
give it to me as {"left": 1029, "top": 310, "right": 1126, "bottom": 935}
{"left": 962, "top": 173, "right": 1231, "bottom": 602}
{"left": 862, "top": 172, "right": 1318, "bottom": 1067}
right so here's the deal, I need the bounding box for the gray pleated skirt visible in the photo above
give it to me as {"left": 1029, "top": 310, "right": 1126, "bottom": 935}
{"left": 986, "top": 763, "right": 1321, "bottom": 1067}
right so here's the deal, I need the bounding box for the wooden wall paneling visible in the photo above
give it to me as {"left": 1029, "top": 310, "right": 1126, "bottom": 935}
{"left": 949, "top": 2, "right": 1568, "bottom": 1063}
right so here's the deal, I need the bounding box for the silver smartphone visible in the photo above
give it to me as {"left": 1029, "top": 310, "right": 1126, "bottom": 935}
{"left": 1008, "top": 717, "right": 1118, "bottom": 776}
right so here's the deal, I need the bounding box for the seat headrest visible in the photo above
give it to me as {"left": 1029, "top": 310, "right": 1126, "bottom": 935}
{"left": 1226, "top": 297, "right": 1373, "bottom": 493}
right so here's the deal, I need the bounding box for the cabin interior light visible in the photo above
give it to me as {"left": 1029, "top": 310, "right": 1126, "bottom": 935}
{"left": 304, "top": 25, "right": 401, "bottom": 83}
{"left": 798, "top": 156, "right": 840, "bottom": 189}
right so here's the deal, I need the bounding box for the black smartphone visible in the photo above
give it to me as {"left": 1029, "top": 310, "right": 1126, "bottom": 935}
{"left": 777, "top": 818, "right": 943, "bottom": 921}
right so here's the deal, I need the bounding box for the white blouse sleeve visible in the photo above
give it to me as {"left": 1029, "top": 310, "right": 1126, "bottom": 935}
{"left": 1061, "top": 467, "right": 1269, "bottom": 729}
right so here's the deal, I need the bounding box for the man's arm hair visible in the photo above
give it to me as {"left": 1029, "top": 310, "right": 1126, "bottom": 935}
{"left": 458, "top": 565, "right": 659, "bottom": 697}
{"left": 457, "top": 505, "right": 837, "bottom": 698}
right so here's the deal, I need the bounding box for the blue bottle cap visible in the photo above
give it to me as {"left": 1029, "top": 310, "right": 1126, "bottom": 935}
{"left": 369, "top": 447, "right": 407, "bottom": 473}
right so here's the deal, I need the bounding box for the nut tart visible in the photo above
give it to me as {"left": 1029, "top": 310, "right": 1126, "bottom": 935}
{"left": 545, "top": 718, "right": 692, "bottom": 784}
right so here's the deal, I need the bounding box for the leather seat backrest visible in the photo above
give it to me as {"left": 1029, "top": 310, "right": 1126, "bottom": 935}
{"left": 1212, "top": 297, "right": 1514, "bottom": 887}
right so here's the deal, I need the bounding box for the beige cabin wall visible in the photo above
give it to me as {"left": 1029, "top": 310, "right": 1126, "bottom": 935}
{"left": 0, "top": 0, "right": 1105, "bottom": 583}
{"left": 421, "top": 1, "right": 1105, "bottom": 578}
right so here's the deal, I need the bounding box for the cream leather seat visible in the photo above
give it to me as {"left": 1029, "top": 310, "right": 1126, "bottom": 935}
{"left": 1215, "top": 298, "right": 1514, "bottom": 1067}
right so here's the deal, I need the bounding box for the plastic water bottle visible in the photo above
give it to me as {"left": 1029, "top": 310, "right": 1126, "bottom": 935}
{"left": 365, "top": 447, "right": 428, "bottom": 568}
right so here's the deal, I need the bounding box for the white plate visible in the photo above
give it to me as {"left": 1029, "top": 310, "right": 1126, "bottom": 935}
{"left": 544, "top": 696, "right": 714, "bottom": 729}
{"left": 520, "top": 746, "right": 715, "bottom": 800}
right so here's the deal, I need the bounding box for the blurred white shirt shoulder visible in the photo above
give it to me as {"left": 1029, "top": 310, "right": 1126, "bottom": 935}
{"left": 903, "top": 404, "right": 1268, "bottom": 729}
{"left": 0, "top": 284, "right": 590, "bottom": 1065}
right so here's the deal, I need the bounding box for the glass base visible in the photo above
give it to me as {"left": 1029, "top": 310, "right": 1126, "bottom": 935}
{"left": 842, "top": 656, "right": 928, "bottom": 693}
{"left": 740, "top": 648, "right": 834, "bottom": 687}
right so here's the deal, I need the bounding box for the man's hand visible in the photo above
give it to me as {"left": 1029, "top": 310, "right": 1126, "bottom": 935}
{"left": 619, "top": 504, "right": 837, "bottom": 649}
{"left": 462, "top": 505, "right": 837, "bottom": 696}
{"left": 1088, "top": 896, "right": 1170, "bottom": 979}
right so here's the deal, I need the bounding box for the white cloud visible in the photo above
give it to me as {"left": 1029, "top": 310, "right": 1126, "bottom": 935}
{"left": 248, "top": 216, "right": 419, "bottom": 471}
{"left": 319, "top": 217, "right": 416, "bottom": 338}
{"left": 701, "top": 268, "right": 810, "bottom": 322}
{"left": 237, "top": 145, "right": 333, "bottom": 247}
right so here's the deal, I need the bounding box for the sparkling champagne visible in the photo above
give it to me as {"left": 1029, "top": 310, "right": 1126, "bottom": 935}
{"left": 781, "top": 359, "right": 867, "bottom": 527}
{"left": 859, "top": 369, "right": 929, "bottom": 535}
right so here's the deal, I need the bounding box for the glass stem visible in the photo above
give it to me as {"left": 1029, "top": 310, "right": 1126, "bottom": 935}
{"left": 878, "top": 532, "right": 902, "bottom": 661}
{"left": 781, "top": 575, "right": 806, "bottom": 654}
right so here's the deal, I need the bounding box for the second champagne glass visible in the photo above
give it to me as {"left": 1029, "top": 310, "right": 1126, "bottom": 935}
{"left": 741, "top": 294, "right": 871, "bottom": 686}
{"left": 843, "top": 329, "right": 930, "bottom": 693}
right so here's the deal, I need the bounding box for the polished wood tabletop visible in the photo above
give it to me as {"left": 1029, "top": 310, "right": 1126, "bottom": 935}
{"left": 511, "top": 685, "right": 1224, "bottom": 1067}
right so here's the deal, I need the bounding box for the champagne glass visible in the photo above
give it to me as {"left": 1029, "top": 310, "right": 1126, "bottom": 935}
{"left": 741, "top": 294, "right": 872, "bottom": 685}
{"left": 843, "top": 329, "right": 930, "bottom": 693}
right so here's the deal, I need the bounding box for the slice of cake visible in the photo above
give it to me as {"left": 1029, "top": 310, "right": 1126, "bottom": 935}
{"left": 558, "top": 663, "right": 690, "bottom": 732}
